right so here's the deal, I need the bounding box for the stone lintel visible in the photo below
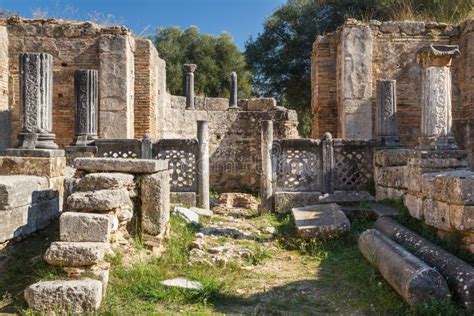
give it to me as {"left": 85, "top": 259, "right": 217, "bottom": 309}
{"left": 3, "top": 148, "right": 65, "bottom": 158}
{"left": 74, "top": 157, "right": 168, "bottom": 173}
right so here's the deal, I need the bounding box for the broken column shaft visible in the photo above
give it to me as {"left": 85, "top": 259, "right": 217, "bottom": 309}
{"left": 19, "top": 52, "right": 58, "bottom": 149}
{"left": 358, "top": 229, "right": 450, "bottom": 306}
{"left": 260, "top": 120, "right": 273, "bottom": 213}
{"left": 183, "top": 64, "right": 197, "bottom": 110}
{"left": 374, "top": 217, "right": 474, "bottom": 310}
{"left": 375, "top": 80, "right": 400, "bottom": 147}
{"left": 74, "top": 69, "right": 98, "bottom": 145}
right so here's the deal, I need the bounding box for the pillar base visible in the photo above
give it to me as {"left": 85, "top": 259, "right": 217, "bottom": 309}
{"left": 74, "top": 134, "right": 97, "bottom": 146}
{"left": 417, "top": 135, "right": 458, "bottom": 151}
{"left": 379, "top": 136, "right": 400, "bottom": 148}
{"left": 20, "top": 132, "right": 59, "bottom": 149}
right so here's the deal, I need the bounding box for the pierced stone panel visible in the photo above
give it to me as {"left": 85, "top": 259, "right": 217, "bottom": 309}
{"left": 273, "top": 139, "right": 323, "bottom": 192}
{"left": 334, "top": 145, "right": 374, "bottom": 191}
{"left": 153, "top": 139, "right": 198, "bottom": 192}
{"left": 102, "top": 150, "right": 138, "bottom": 159}
{"left": 94, "top": 139, "right": 142, "bottom": 159}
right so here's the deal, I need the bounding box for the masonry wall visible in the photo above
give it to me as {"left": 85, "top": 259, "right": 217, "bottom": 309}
{"left": 162, "top": 95, "right": 299, "bottom": 191}
{"left": 312, "top": 19, "right": 474, "bottom": 167}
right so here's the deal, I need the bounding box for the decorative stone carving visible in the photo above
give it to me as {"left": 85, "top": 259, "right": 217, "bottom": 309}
{"left": 183, "top": 64, "right": 197, "bottom": 110}
{"left": 417, "top": 45, "right": 461, "bottom": 150}
{"left": 375, "top": 80, "right": 400, "bottom": 147}
{"left": 19, "top": 53, "right": 58, "bottom": 149}
{"left": 74, "top": 69, "right": 98, "bottom": 146}
{"left": 229, "top": 71, "right": 238, "bottom": 109}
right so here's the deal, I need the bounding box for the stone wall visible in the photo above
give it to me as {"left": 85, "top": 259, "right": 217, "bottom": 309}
{"left": 161, "top": 95, "right": 299, "bottom": 191}
{"left": 312, "top": 19, "right": 474, "bottom": 168}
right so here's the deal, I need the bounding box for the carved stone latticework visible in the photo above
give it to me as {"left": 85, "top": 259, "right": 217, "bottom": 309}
{"left": 74, "top": 69, "right": 98, "bottom": 145}
{"left": 375, "top": 80, "right": 400, "bottom": 147}
{"left": 417, "top": 45, "right": 461, "bottom": 150}
{"left": 19, "top": 52, "right": 58, "bottom": 149}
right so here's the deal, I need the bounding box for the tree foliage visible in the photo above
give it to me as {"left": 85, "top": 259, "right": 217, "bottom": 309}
{"left": 154, "top": 26, "right": 252, "bottom": 98}
{"left": 245, "top": 0, "right": 473, "bottom": 137}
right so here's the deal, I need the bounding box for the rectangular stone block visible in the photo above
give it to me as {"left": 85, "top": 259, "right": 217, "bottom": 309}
{"left": 374, "top": 166, "right": 407, "bottom": 188}
{"left": 274, "top": 191, "right": 321, "bottom": 214}
{"left": 76, "top": 172, "right": 135, "bottom": 191}
{"left": 74, "top": 158, "right": 168, "bottom": 174}
{"left": 44, "top": 241, "right": 107, "bottom": 266}
{"left": 404, "top": 194, "right": 424, "bottom": 219}
{"left": 423, "top": 198, "right": 451, "bottom": 231}
{"left": 140, "top": 171, "right": 170, "bottom": 236}
{"left": 374, "top": 149, "right": 415, "bottom": 167}
{"left": 170, "top": 192, "right": 196, "bottom": 207}
{"left": 60, "top": 212, "right": 113, "bottom": 242}
{"left": 432, "top": 170, "right": 474, "bottom": 205}
{"left": 0, "top": 156, "right": 65, "bottom": 177}
{"left": 0, "top": 198, "right": 60, "bottom": 243}
{"left": 408, "top": 157, "right": 468, "bottom": 170}
{"left": 450, "top": 205, "right": 474, "bottom": 232}
{"left": 375, "top": 186, "right": 406, "bottom": 201}
{"left": 0, "top": 175, "right": 49, "bottom": 209}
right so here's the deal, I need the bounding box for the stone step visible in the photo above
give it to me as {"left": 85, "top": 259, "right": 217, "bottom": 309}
{"left": 340, "top": 202, "right": 399, "bottom": 220}
{"left": 74, "top": 158, "right": 168, "bottom": 174}
{"left": 318, "top": 191, "right": 374, "bottom": 204}
{"left": 76, "top": 172, "right": 135, "bottom": 192}
{"left": 67, "top": 189, "right": 132, "bottom": 212}
{"left": 24, "top": 278, "right": 102, "bottom": 312}
{"left": 44, "top": 241, "right": 107, "bottom": 267}
{"left": 60, "top": 212, "right": 116, "bottom": 243}
{"left": 291, "top": 203, "right": 350, "bottom": 240}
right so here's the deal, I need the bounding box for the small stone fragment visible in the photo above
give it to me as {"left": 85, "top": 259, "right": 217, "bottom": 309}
{"left": 161, "top": 278, "right": 203, "bottom": 290}
{"left": 174, "top": 206, "right": 199, "bottom": 224}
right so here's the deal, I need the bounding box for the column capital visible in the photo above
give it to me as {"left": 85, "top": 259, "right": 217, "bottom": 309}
{"left": 183, "top": 64, "right": 197, "bottom": 73}
{"left": 417, "top": 45, "right": 461, "bottom": 67}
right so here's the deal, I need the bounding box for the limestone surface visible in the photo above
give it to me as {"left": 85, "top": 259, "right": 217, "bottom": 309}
{"left": 75, "top": 158, "right": 168, "bottom": 173}
{"left": 0, "top": 175, "right": 49, "bottom": 209}
{"left": 76, "top": 172, "right": 135, "bottom": 191}
{"left": 292, "top": 203, "right": 350, "bottom": 239}
{"left": 60, "top": 212, "right": 113, "bottom": 242}
{"left": 24, "top": 279, "right": 102, "bottom": 312}
{"left": 44, "top": 241, "right": 107, "bottom": 266}
{"left": 140, "top": 172, "right": 170, "bottom": 236}
{"left": 67, "top": 189, "right": 132, "bottom": 212}
{"left": 0, "top": 156, "right": 65, "bottom": 177}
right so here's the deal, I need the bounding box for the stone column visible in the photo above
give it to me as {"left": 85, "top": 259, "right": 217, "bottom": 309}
{"left": 74, "top": 69, "right": 98, "bottom": 146}
{"left": 376, "top": 80, "right": 400, "bottom": 147}
{"left": 260, "top": 121, "right": 273, "bottom": 213}
{"left": 417, "top": 45, "right": 461, "bottom": 150}
{"left": 183, "top": 64, "right": 197, "bottom": 110}
{"left": 197, "top": 120, "right": 209, "bottom": 209}
{"left": 322, "top": 132, "right": 335, "bottom": 193}
{"left": 19, "top": 53, "right": 58, "bottom": 149}
{"left": 229, "top": 71, "right": 238, "bottom": 109}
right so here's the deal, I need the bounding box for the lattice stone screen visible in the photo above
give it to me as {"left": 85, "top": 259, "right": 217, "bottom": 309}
{"left": 153, "top": 139, "right": 198, "bottom": 192}
{"left": 94, "top": 139, "right": 142, "bottom": 158}
{"left": 272, "top": 139, "right": 323, "bottom": 192}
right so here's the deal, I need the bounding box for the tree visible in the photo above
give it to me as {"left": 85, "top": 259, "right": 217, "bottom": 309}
{"left": 245, "top": 0, "right": 473, "bottom": 137}
{"left": 154, "top": 26, "right": 252, "bottom": 98}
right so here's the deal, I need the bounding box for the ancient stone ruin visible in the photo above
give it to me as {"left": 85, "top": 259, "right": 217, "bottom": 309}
{"left": 0, "top": 16, "right": 472, "bottom": 313}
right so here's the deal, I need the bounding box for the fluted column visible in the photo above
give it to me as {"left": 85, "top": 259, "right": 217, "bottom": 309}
{"left": 183, "top": 64, "right": 197, "bottom": 110}
{"left": 376, "top": 80, "right": 400, "bottom": 147}
{"left": 417, "top": 45, "right": 461, "bottom": 150}
{"left": 229, "top": 71, "right": 238, "bottom": 109}
{"left": 19, "top": 52, "right": 58, "bottom": 149}
{"left": 74, "top": 69, "right": 98, "bottom": 146}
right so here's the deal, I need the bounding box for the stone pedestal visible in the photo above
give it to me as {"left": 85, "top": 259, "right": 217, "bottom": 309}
{"left": 375, "top": 80, "right": 400, "bottom": 147}
{"left": 183, "top": 64, "right": 197, "bottom": 110}
{"left": 18, "top": 53, "right": 58, "bottom": 149}
{"left": 74, "top": 69, "right": 98, "bottom": 146}
{"left": 229, "top": 71, "right": 238, "bottom": 109}
{"left": 417, "top": 45, "right": 461, "bottom": 150}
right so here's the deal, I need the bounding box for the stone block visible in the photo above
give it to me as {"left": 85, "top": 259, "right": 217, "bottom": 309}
{"left": 292, "top": 203, "right": 350, "bottom": 239}
{"left": 0, "top": 175, "right": 49, "bottom": 209}
{"left": 374, "top": 149, "right": 415, "bottom": 167}
{"left": 67, "top": 189, "right": 132, "bottom": 213}
{"left": 24, "top": 279, "right": 102, "bottom": 312}
{"left": 423, "top": 199, "right": 451, "bottom": 231}
{"left": 450, "top": 205, "right": 474, "bottom": 231}
{"left": 140, "top": 172, "right": 170, "bottom": 236}
{"left": 3, "top": 149, "right": 65, "bottom": 157}
{"left": 319, "top": 191, "right": 374, "bottom": 203}
{"left": 75, "top": 158, "right": 168, "bottom": 174}
{"left": 375, "top": 186, "right": 406, "bottom": 201}
{"left": 76, "top": 172, "right": 135, "bottom": 191}
{"left": 44, "top": 241, "right": 107, "bottom": 266}
{"left": 273, "top": 191, "right": 322, "bottom": 214}
{"left": 246, "top": 98, "right": 276, "bottom": 111}
{"left": 399, "top": 22, "right": 425, "bottom": 35}
{"left": 60, "top": 212, "right": 113, "bottom": 242}
{"left": 0, "top": 198, "right": 60, "bottom": 243}
{"left": 432, "top": 170, "right": 474, "bottom": 205}
{"left": 0, "top": 156, "right": 65, "bottom": 177}
{"left": 170, "top": 192, "right": 196, "bottom": 207}
{"left": 404, "top": 194, "right": 424, "bottom": 219}
{"left": 374, "top": 166, "right": 407, "bottom": 188}
{"left": 408, "top": 157, "right": 468, "bottom": 170}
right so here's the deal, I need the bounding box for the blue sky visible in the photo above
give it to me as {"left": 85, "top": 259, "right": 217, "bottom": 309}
{"left": 0, "top": 0, "right": 286, "bottom": 49}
